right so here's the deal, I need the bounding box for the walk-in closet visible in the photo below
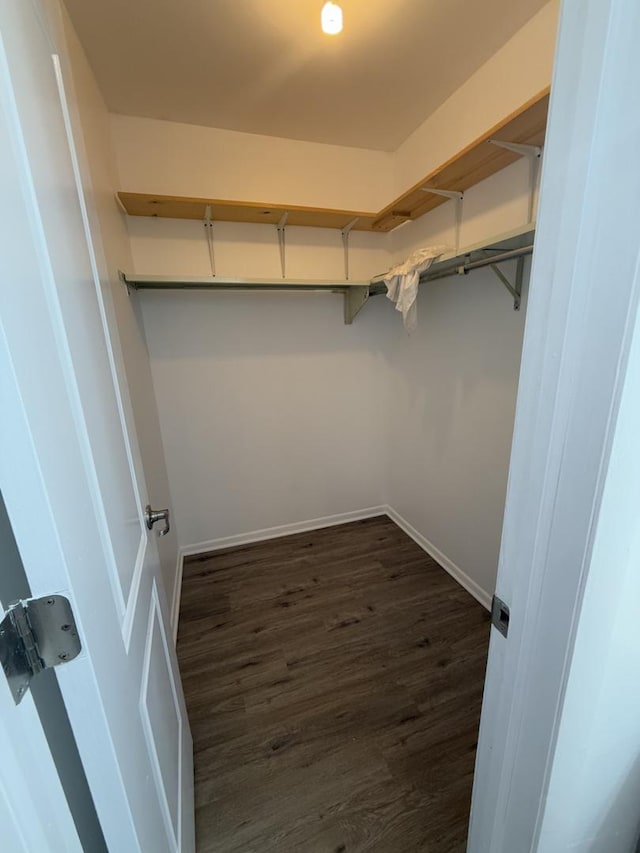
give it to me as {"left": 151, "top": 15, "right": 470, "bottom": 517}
{"left": 8, "top": 0, "right": 604, "bottom": 851}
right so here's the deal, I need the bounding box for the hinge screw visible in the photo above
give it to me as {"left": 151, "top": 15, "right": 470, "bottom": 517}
{"left": 58, "top": 653, "right": 69, "bottom": 661}
{"left": 61, "top": 624, "right": 72, "bottom": 632}
{"left": 46, "top": 598, "right": 55, "bottom": 606}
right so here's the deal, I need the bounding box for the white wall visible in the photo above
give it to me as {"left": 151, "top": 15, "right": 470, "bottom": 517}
{"left": 129, "top": 218, "right": 392, "bottom": 549}
{"left": 383, "top": 265, "right": 528, "bottom": 602}
{"left": 381, "top": 159, "right": 531, "bottom": 602}
{"left": 111, "top": 114, "right": 394, "bottom": 212}
{"left": 54, "top": 6, "right": 178, "bottom": 604}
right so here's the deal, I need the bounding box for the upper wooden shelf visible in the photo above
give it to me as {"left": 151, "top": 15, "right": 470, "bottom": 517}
{"left": 118, "top": 194, "right": 375, "bottom": 231}
{"left": 117, "top": 88, "right": 549, "bottom": 234}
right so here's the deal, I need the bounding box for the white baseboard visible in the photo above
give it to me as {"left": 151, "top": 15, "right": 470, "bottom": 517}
{"left": 179, "top": 505, "right": 389, "bottom": 558}
{"left": 170, "top": 502, "right": 491, "bottom": 642}
{"left": 384, "top": 505, "right": 492, "bottom": 611}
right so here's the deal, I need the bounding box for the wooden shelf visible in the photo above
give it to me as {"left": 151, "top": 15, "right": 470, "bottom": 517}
{"left": 371, "top": 91, "right": 548, "bottom": 231}
{"left": 117, "top": 195, "right": 377, "bottom": 231}
{"left": 117, "top": 88, "right": 549, "bottom": 234}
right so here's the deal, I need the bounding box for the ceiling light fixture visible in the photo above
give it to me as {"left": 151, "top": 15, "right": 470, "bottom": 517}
{"left": 321, "top": 2, "right": 343, "bottom": 35}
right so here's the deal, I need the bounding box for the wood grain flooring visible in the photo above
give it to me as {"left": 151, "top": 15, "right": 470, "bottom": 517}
{"left": 177, "top": 516, "right": 490, "bottom": 853}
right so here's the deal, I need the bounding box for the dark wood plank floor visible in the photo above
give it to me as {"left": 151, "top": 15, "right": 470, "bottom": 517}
{"left": 177, "top": 516, "right": 490, "bottom": 853}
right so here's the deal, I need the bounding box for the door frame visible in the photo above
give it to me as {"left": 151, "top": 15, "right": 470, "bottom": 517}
{"left": 469, "top": 0, "right": 640, "bottom": 849}
{"left": 0, "top": 683, "right": 82, "bottom": 852}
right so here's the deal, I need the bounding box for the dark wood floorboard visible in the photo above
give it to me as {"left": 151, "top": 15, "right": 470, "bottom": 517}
{"left": 177, "top": 515, "right": 490, "bottom": 853}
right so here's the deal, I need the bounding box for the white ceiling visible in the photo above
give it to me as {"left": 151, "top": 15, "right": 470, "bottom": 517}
{"left": 64, "top": 0, "right": 549, "bottom": 151}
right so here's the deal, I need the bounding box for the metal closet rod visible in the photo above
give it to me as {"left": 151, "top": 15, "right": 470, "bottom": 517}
{"left": 422, "top": 244, "right": 534, "bottom": 283}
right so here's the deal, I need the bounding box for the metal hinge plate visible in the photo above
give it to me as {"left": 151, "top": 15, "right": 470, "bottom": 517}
{"left": 491, "top": 594, "right": 510, "bottom": 638}
{"left": 0, "top": 595, "right": 81, "bottom": 704}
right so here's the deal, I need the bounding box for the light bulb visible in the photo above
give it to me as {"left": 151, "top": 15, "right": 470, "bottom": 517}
{"left": 321, "top": 2, "right": 343, "bottom": 35}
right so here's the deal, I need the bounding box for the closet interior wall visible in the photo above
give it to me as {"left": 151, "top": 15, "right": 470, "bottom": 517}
{"left": 126, "top": 159, "right": 534, "bottom": 606}
{"left": 377, "top": 0, "right": 557, "bottom": 597}
{"left": 128, "top": 219, "right": 393, "bottom": 553}
{"left": 116, "top": 3, "right": 556, "bottom": 607}
{"left": 111, "top": 114, "right": 394, "bottom": 212}
{"left": 20, "top": 0, "right": 554, "bottom": 616}
{"left": 384, "top": 159, "right": 533, "bottom": 603}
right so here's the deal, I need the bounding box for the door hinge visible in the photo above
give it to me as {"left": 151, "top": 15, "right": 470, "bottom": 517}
{"left": 0, "top": 596, "right": 81, "bottom": 705}
{"left": 491, "top": 594, "right": 510, "bottom": 638}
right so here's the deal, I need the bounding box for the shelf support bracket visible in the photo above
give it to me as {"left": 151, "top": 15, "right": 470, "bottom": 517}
{"left": 344, "top": 285, "right": 370, "bottom": 325}
{"left": 420, "top": 188, "right": 464, "bottom": 253}
{"left": 204, "top": 205, "right": 216, "bottom": 277}
{"left": 276, "top": 212, "right": 288, "bottom": 278}
{"left": 490, "top": 255, "right": 525, "bottom": 311}
{"left": 341, "top": 218, "right": 359, "bottom": 281}
{"left": 489, "top": 140, "right": 543, "bottom": 223}
{"left": 118, "top": 269, "right": 132, "bottom": 295}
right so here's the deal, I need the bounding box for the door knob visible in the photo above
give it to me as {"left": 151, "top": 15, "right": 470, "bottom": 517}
{"left": 145, "top": 505, "right": 170, "bottom": 537}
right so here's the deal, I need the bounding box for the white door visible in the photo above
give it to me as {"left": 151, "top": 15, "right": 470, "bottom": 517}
{"left": 468, "top": 0, "right": 640, "bottom": 850}
{"left": 0, "top": 1, "right": 194, "bottom": 851}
